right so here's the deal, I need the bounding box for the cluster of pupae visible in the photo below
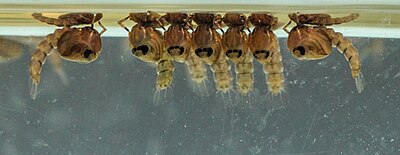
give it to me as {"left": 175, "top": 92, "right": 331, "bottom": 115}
{"left": 28, "top": 11, "right": 365, "bottom": 100}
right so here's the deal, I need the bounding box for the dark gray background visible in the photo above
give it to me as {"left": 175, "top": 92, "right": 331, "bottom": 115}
{"left": 0, "top": 36, "right": 399, "bottom": 155}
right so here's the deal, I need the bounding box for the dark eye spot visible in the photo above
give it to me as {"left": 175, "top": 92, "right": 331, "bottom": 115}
{"left": 137, "top": 45, "right": 149, "bottom": 55}
{"left": 131, "top": 48, "right": 136, "bottom": 54}
{"left": 84, "top": 49, "right": 93, "bottom": 58}
{"left": 168, "top": 46, "right": 185, "bottom": 56}
{"left": 179, "top": 47, "right": 185, "bottom": 55}
{"left": 195, "top": 49, "right": 202, "bottom": 57}
{"left": 167, "top": 47, "right": 174, "bottom": 53}
{"left": 294, "top": 46, "right": 306, "bottom": 55}
{"left": 195, "top": 48, "right": 213, "bottom": 57}
{"left": 226, "top": 50, "right": 233, "bottom": 56}
{"left": 206, "top": 48, "right": 213, "bottom": 57}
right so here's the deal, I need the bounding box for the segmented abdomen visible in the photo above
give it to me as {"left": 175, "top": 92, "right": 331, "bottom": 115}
{"left": 325, "top": 28, "right": 361, "bottom": 78}
{"left": 211, "top": 55, "right": 233, "bottom": 93}
{"left": 186, "top": 52, "right": 208, "bottom": 84}
{"left": 156, "top": 51, "right": 174, "bottom": 91}
{"left": 263, "top": 44, "right": 284, "bottom": 95}
{"left": 235, "top": 53, "right": 254, "bottom": 95}
{"left": 325, "top": 27, "right": 364, "bottom": 93}
{"left": 30, "top": 29, "right": 63, "bottom": 84}
{"left": 29, "top": 29, "right": 64, "bottom": 99}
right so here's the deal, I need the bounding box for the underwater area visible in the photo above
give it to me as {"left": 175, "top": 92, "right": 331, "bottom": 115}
{"left": 0, "top": 1, "right": 400, "bottom": 155}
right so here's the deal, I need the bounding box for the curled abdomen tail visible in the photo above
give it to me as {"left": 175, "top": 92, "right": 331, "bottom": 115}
{"left": 29, "top": 29, "right": 63, "bottom": 99}
{"left": 326, "top": 28, "right": 365, "bottom": 93}
{"left": 29, "top": 34, "right": 56, "bottom": 99}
